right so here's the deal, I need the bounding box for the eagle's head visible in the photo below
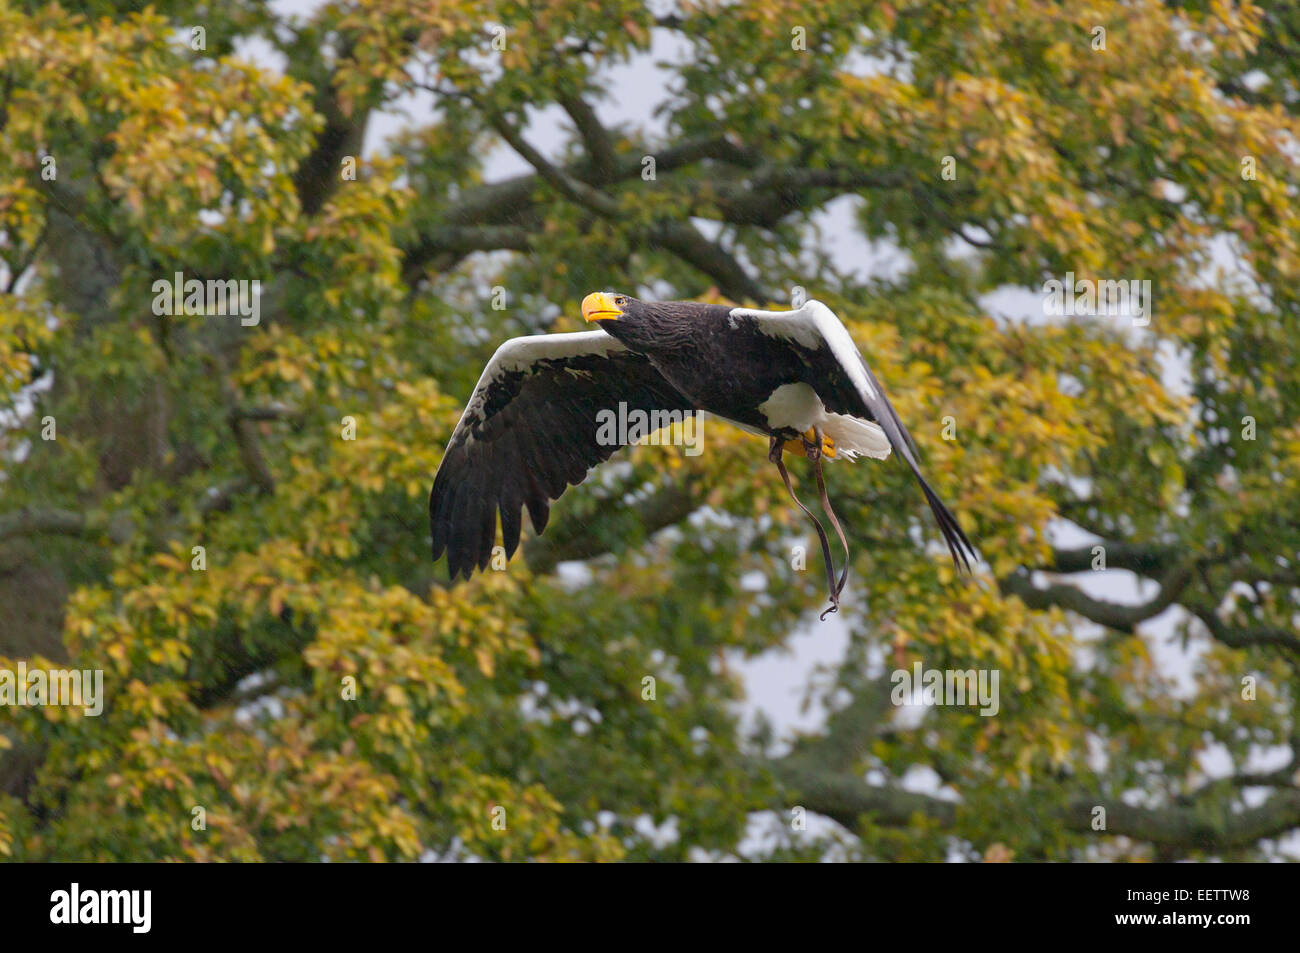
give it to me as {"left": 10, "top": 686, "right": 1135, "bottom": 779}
{"left": 581, "top": 291, "right": 705, "bottom": 351}
{"left": 581, "top": 291, "right": 653, "bottom": 349}
{"left": 580, "top": 291, "right": 638, "bottom": 326}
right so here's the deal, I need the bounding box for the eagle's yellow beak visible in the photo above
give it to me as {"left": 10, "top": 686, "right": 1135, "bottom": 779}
{"left": 582, "top": 292, "right": 623, "bottom": 323}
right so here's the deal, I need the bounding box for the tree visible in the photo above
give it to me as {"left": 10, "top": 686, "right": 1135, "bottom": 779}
{"left": 1, "top": 0, "right": 1298, "bottom": 861}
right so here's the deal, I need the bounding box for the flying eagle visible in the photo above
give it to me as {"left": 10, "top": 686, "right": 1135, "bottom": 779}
{"left": 429, "top": 293, "right": 976, "bottom": 616}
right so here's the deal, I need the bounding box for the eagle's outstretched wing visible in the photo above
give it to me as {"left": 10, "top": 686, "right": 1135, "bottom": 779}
{"left": 731, "top": 301, "right": 977, "bottom": 571}
{"left": 429, "top": 330, "right": 694, "bottom": 579}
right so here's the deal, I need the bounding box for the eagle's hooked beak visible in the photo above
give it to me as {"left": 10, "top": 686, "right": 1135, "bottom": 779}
{"left": 582, "top": 292, "right": 623, "bottom": 323}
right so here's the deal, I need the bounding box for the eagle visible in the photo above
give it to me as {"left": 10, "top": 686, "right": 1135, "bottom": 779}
{"left": 429, "top": 293, "right": 976, "bottom": 616}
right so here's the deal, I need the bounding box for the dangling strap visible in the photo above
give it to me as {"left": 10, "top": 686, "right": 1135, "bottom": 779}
{"left": 811, "top": 429, "right": 851, "bottom": 611}
{"left": 774, "top": 453, "right": 842, "bottom": 620}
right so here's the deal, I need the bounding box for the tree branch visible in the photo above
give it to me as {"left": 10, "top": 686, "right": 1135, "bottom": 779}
{"left": 711, "top": 166, "right": 911, "bottom": 226}
{"left": 645, "top": 220, "right": 765, "bottom": 302}
{"left": 999, "top": 560, "right": 1195, "bottom": 633}
{"left": 289, "top": 34, "right": 374, "bottom": 216}
{"left": 422, "top": 132, "right": 753, "bottom": 231}
{"left": 772, "top": 759, "right": 958, "bottom": 830}
{"left": 222, "top": 381, "right": 276, "bottom": 495}
{"left": 767, "top": 674, "right": 960, "bottom": 830}
{"left": 485, "top": 109, "right": 622, "bottom": 216}
{"left": 1065, "top": 790, "right": 1300, "bottom": 849}
{"left": 229, "top": 403, "right": 302, "bottom": 424}
{"left": 484, "top": 110, "right": 765, "bottom": 301}
{"left": 1045, "top": 541, "right": 1181, "bottom": 575}
{"left": 1186, "top": 601, "right": 1300, "bottom": 656}
{"left": 401, "top": 132, "right": 759, "bottom": 282}
{"left": 558, "top": 92, "right": 618, "bottom": 183}
{"left": 0, "top": 507, "right": 97, "bottom": 542}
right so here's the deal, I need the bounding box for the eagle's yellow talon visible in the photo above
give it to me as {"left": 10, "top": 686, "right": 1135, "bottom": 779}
{"left": 782, "top": 432, "right": 837, "bottom": 459}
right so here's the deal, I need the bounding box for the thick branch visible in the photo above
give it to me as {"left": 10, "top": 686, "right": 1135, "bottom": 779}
{"left": 767, "top": 674, "right": 960, "bottom": 829}
{"left": 645, "top": 220, "right": 765, "bottom": 302}
{"left": 486, "top": 111, "right": 764, "bottom": 301}
{"left": 772, "top": 759, "right": 958, "bottom": 829}
{"left": 223, "top": 381, "right": 276, "bottom": 495}
{"left": 1187, "top": 602, "right": 1300, "bottom": 655}
{"left": 406, "top": 225, "right": 532, "bottom": 261}
{"left": 0, "top": 507, "right": 97, "bottom": 541}
{"left": 289, "top": 34, "right": 374, "bottom": 216}
{"left": 402, "top": 134, "right": 758, "bottom": 278}
{"left": 228, "top": 415, "right": 276, "bottom": 495}
{"left": 999, "top": 560, "right": 1194, "bottom": 633}
{"left": 767, "top": 662, "right": 1300, "bottom": 851}
{"left": 778, "top": 763, "right": 1300, "bottom": 849}
{"left": 558, "top": 92, "right": 618, "bottom": 183}
{"left": 1045, "top": 541, "right": 1181, "bottom": 576}
{"left": 1065, "top": 790, "right": 1300, "bottom": 849}
{"left": 429, "top": 133, "right": 751, "bottom": 230}
{"left": 712, "top": 167, "right": 911, "bottom": 226}
{"left": 229, "top": 403, "right": 302, "bottom": 423}
{"left": 486, "top": 110, "right": 622, "bottom": 215}
{"left": 294, "top": 95, "right": 370, "bottom": 216}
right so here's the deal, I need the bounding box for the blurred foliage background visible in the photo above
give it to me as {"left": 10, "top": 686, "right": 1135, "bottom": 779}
{"left": 1, "top": 0, "right": 1299, "bottom": 861}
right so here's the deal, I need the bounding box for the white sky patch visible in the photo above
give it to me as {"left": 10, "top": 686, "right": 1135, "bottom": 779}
{"left": 729, "top": 600, "right": 852, "bottom": 752}
{"left": 808, "top": 195, "right": 914, "bottom": 284}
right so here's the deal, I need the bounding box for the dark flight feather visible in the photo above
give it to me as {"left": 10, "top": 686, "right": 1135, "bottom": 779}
{"left": 429, "top": 337, "right": 693, "bottom": 579}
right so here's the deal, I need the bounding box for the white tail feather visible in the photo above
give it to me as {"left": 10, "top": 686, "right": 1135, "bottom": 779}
{"left": 824, "top": 413, "right": 891, "bottom": 461}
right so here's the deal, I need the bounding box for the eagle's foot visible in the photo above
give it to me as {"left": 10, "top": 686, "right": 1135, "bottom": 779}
{"left": 772, "top": 427, "right": 850, "bottom": 622}
{"left": 811, "top": 426, "right": 851, "bottom": 619}
{"left": 803, "top": 428, "right": 821, "bottom": 462}
{"left": 781, "top": 428, "right": 836, "bottom": 460}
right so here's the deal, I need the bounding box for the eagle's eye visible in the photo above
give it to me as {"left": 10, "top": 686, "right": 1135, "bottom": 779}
{"left": 614, "top": 296, "right": 627, "bottom": 306}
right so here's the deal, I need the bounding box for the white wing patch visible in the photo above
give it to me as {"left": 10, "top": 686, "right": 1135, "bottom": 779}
{"left": 730, "top": 301, "right": 878, "bottom": 400}
{"left": 467, "top": 330, "right": 626, "bottom": 397}
{"left": 757, "top": 382, "right": 824, "bottom": 431}
{"left": 454, "top": 330, "right": 626, "bottom": 448}
{"left": 489, "top": 330, "right": 626, "bottom": 376}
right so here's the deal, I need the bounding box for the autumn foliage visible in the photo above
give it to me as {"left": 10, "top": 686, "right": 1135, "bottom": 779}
{"left": 1, "top": 0, "right": 1298, "bottom": 861}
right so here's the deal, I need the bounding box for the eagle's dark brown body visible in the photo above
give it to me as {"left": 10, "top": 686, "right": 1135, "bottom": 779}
{"left": 596, "top": 302, "right": 814, "bottom": 436}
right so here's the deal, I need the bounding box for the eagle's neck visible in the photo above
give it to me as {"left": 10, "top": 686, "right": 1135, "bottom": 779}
{"left": 602, "top": 303, "right": 727, "bottom": 354}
